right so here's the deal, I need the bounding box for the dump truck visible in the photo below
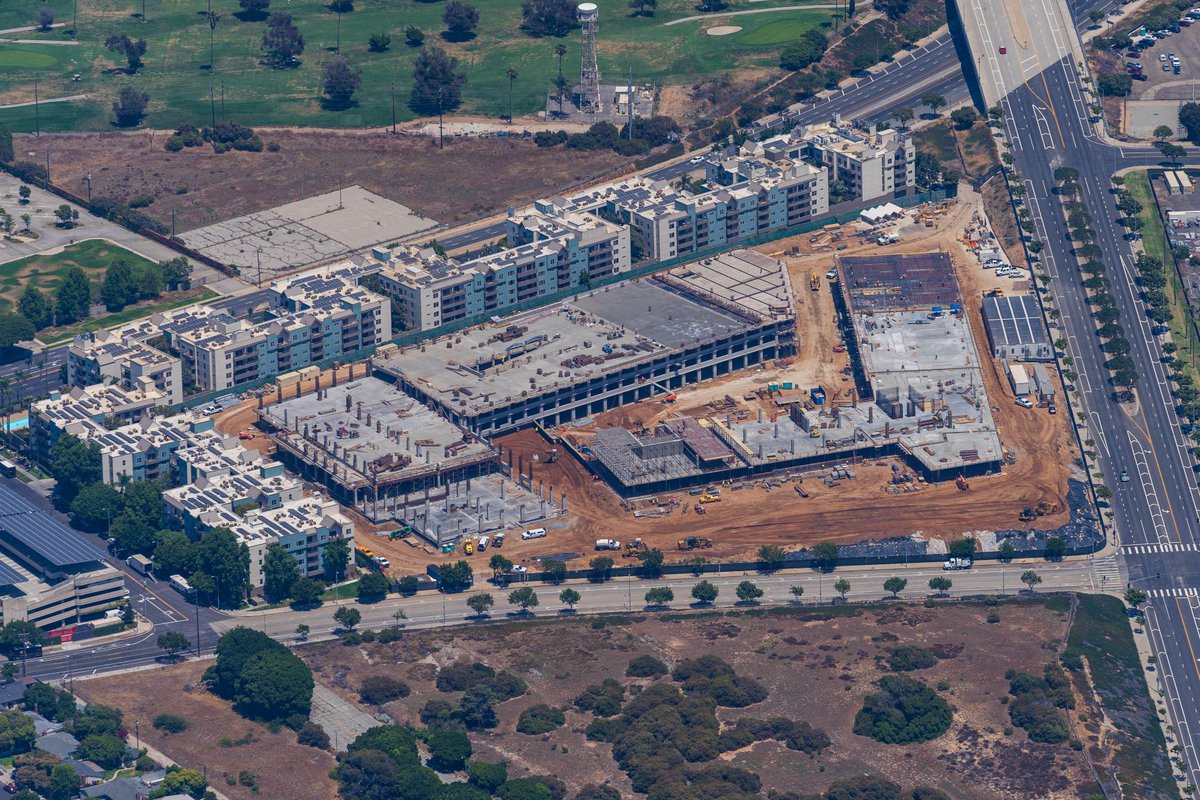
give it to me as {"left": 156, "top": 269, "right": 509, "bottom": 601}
{"left": 678, "top": 536, "right": 713, "bottom": 551}
{"left": 595, "top": 538, "right": 621, "bottom": 551}
{"left": 809, "top": 271, "right": 820, "bottom": 291}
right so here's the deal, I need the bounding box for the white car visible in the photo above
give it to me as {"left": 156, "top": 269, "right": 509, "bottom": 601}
{"left": 510, "top": 565, "right": 528, "bottom": 574}
{"left": 689, "top": 156, "right": 705, "bottom": 164}
{"left": 1015, "top": 397, "right": 1034, "bottom": 408}
{"left": 1161, "top": 53, "right": 1169, "bottom": 61}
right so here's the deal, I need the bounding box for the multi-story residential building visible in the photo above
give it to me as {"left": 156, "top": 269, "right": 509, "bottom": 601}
{"left": 758, "top": 121, "right": 915, "bottom": 203}
{"left": 68, "top": 331, "right": 183, "bottom": 406}
{"left": 29, "top": 382, "right": 166, "bottom": 464}
{"left": 372, "top": 207, "right": 629, "bottom": 331}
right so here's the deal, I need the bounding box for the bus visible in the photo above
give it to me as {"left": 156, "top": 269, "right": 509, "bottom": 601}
{"left": 168, "top": 574, "right": 195, "bottom": 599}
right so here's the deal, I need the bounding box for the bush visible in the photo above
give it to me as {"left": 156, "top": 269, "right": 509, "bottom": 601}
{"left": 428, "top": 726, "right": 472, "bottom": 771}
{"left": 516, "top": 704, "right": 566, "bottom": 735}
{"left": 359, "top": 675, "right": 411, "bottom": 705}
{"left": 297, "top": 721, "right": 330, "bottom": 749}
{"left": 853, "top": 675, "right": 952, "bottom": 744}
{"left": 437, "top": 661, "right": 495, "bottom": 692}
{"left": 574, "top": 678, "right": 625, "bottom": 717}
{"left": 626, "top": 654, "right": 668, "bottom": 678}
{"left": 467, "top": 761, "right": 508, "bottom": 792}
{"left": 672, "top": 655, "right": 768, "bottom": 707}
{"left": 888, "top": 646, "right": 939, "bottom": 672}
{"left": 152, "top": 714, "right": 188, "bottom": 734}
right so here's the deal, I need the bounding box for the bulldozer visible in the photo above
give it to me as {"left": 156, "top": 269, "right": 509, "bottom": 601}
{"left": 1019, "top": 501, "right": 1058, "bottom": 522}
{"left": 623, "top": 539, "right": 647, "bottom": 558}
{"left": 678, "top": 536, "right": 713, "bottom": 551}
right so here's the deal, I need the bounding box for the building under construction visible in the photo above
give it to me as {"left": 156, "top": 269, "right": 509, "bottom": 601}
{"left": 581, "top": 252, "right": 1004, "bottom": 496}
{"left": 376, "top": 249, "right": 796, "bottom": 438}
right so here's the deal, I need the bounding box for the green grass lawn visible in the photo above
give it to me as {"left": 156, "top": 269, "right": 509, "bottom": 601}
{"left": 42, "top": 287, "right": 218, "bottom": 343}
{"left": 0, "top": 0, "right": 832, "bottom": 132}
{"left": 0, "top": 239, "right": 158, "bottom": 311}
{"left": 1127, "top": 172, "right": 1200, "bottom": 386}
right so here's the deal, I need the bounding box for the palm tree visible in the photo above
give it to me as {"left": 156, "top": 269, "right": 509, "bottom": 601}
{"left": 554, "top": 43, "right": 567, "bottom": 115}
{"left": 506, "top": 68, "right": 519, "bottom": 124}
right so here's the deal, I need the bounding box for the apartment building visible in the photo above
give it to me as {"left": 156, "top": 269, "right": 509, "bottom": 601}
{"left": 29, "top": 382, "right": 166, "bottom": 464}
{"left": 114, "top": 264, "right": 391, "bottom": 395}
{"left": 68, "top": 330, "right": 184, "bottom": 406}
{"left": 761, "top": 122, "right": 914, "bottom": 203}
{"left": 372, "top": 208, "right": 629, "bottom": 331}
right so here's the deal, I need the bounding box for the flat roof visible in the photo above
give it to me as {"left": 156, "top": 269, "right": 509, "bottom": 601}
{"left": 839, "top": 253, "right": 960, "bottom": 313}
{"left": 982, "top": 294, "right": 1049, "bottom": 348}
{"left": 574, "top": 282, "right": 749, "bottom": 350}
{"left": 0, "top": 483, "right": 106, "bottom": 569}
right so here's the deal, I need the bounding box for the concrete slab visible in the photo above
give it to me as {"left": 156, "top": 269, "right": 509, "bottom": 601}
{"left": 1124, "top": 100, "right": 1185, "bottom": 139}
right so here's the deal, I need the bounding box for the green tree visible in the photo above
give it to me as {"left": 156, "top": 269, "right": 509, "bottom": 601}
{"left": 69, "top": 481, "right": 123, "bottom": 532}
{"left": 735, "top": 580, "right": 763, "bottom": 603}
{"left": 1154, "top": 124, "right": 1175, "bottom": 142}
{"left": 443, "top": 0, "right": 479, "bottom": 39}
{"left": 54, "top": 266, "right": 91, "bottom": 325}
{"left": 236, "top": 648, "right": 314, "bottom": 721}
{"left": 950, "top": 106, "right": 977, "bottom": 130}
{"left": 405, "top": 25, "right": 425, "bottom": 46}
{"left": 0, "top": 663, "right": 17, "bottom": 684}
{"left": 438, "top": 560, "right": 473, "bottom": 592}
{"left": 48, "top": 434, "right": 101, "bottom": 509}
{"left": 262, "top": 12, "right": 305, "bottom": 67}
{"left": 357, "top": 571, "right": 390, "bottom": 602}
{"left": 541, "top": 558, "right": 567, "bottom": 584}
{"left": 1044, "top": 536, "right": 1066, "bottom": 561}
{"left": 112, "top": 85, "right": 150, "bottom": 126}
{"left": 262, "top": 542, "right": 300, "bottom": 603}
{"left": 997, "top": 540, "right": 1016, "bottom": 563}
{"left": 636, "top": 547, "right": 665, "bottom": 578}
{"left": 834, "top": 578, "right": 851, "bottom": 600}
{"left": 811, "top": 540, "right": 839, "bottom": 571}
{"left": 238, "top": 0, "right": 271, "bottom": 19}
{"left": 588, "top": 556, "right": 614, "bottom": 582}
{"left": 157, "top": 631, "right": 190, "bottom": 658}
{"left": 159, "top": 257, "right": 192, "bottom": 290}
{"left": 322, "top": 537, "right": 350, "bottom": 582}
{"left": 928, "top": 577, "right": 952, "bottom": 596}
{"left": 467, "top": 592, "right": 494, "bottom": 617}
{"left": 47, "top": 764, "right": 80, "bottom": 800}
{"left": 559, "top": 587, "right": 580, "bottom": 610}
{"left": 197, "top": 527, "right": 251, "bottom": 608}
{"left": 520, "top": 0, "right": 579, "bottom": 36}
{"left": 149, "top": 768, "right": 208, "bottom": 799}
{"left": 322, "top": 56, "right": 362, "bottom": 108}
{"left": 429, "top": 727, "right": 472, "bottom": 771}
{"left": 410, "top": 46, "right": 466, "bottom": 113}
{"left": 1021, "top": 570, "right": 1043, "bottom": 592}
{"left": 105, "top": 34, "right": 147, "bottom": 71}
{"left": 468, "top": 762, "right": 508, "bottom": 792}
{"left": 756, "top": 544, "right": 786, "bottom": 572}
{"left": 691, "top": 580, "right": 718, "bottom": 605}
{"left": 893, "top": 106, "right": 915, "bottom": 129}
{"left": 1182, "top": 101, "right": 1200, "bottom": 143}
{"left": 948, "top": 537, "right": 977, "bottom": 560}
{"left": 883, "top": 576, "right": 907, "bottom": 598}
{"left": 334, "top": 605, "right": 361, "bottom": 631}
{"left": 921, "top": 92, "right": 946, "bottom": 114}
{"left": 17, "top": 285, "right": 51, "bottom": 331}
{"left": 644, "top": 586, "right": 673, "bottom": 606}
{"left": 1124, "top": 587, "right": 1147, "bottom": 609}
{"left": 489, "top": 553, "right": 513, "bottom": 575}
{"left": 101, "top": 261, "right": 137, "bottom": 311}
{"left": 78, "top": 733, "right": 125, "bottom": 769}
{"left": 1160, "top": 141, "right": 1187, "bottom": 168}
{"left": 508, "top": 586, "right": 539, "bottom": 612}
{"left": 0, "top": 124, "right": 12, "bottom": 163}
{"left": 291, "top": 577, "right": 324, "bottom": 609}
{"left": 154, "top": 530, "right": 198, "bottom": 578}
{"left": 368, "top": 31, "right": 391, "bottom": 51}
{"left": 0, "top": 709, "right": 35, "bottom": 755}
{"left": 0, "top": 314, "right": 33, "bottom": 351}
{"left": 789, "top": 585, "right": 805, "bottom": 603}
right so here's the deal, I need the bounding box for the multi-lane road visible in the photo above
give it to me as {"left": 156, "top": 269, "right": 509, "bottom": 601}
{"left": 955, "top": 0, "right": 1200, "bottom": 788}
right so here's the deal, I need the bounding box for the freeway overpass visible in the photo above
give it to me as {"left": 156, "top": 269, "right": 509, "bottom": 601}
{"left": 954, "top": 0, "right": 1200, "bottom": 788}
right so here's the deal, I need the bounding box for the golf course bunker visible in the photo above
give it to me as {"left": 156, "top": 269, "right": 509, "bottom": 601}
{"left": 707, "top": 25, "right": 743, "bottom": 35}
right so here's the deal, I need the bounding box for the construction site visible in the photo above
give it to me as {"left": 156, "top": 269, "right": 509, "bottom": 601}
{"left": 375, "top": 249, "right": 796, "bottom": 437}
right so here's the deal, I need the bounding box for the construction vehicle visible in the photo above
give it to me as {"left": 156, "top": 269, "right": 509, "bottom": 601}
{"left": 623, "top": 538, "right": 647, "bottom": 557}
{"left": 809, "top": 271, "right": 820, "bottom": 291}
{"left": 955, "top": 475, "right": 969, "bottom": 491}
{"left": 677, "top": 536, "right": 713, "bottom": 551}
{"left": 595, "top": 538, "right": 621, "bottom": 551}
{"left": 464, "top": 540, "right": 474, "bottom": 555}
{"left": 698, "top": 493, "right": 721, "bottom": 504}
{"left": 546, "top": 448, "right": 559, "bottom": 464}
{"left": 984, "top": 288, "right": 1004, "bottom": 298}
{"left": 239, "top": 430, "right": 254, "bottom": 440}
{"left": 1018, "top": 501, "right": 1058, "bottom": 522}
{"left": 943, "top": 558, "right": 972, "bottom": 571}
{"left": 695, "top": 504, "right": 706, "bottom": 515}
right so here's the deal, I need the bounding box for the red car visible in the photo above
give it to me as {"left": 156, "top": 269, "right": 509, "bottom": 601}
{"left": 999, "top": 46, "right": 1008, "bottom": 54}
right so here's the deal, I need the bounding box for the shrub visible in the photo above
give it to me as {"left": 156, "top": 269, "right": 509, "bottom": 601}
{"left": 437, "top": 661, "right": 495, "bottom": 692}
{"left": 517, "top": 704, "right": 566, "bottom": 735}
{"left": 152, "top": 714, "right": 188, "bottom": 734}
{"left": 467, "top": 761, "right": 508, "bottom": 792}
{"left": 888, "top": 646, "right": 938, "bottom": 672}
{"left": 359, "top": 675, "right": 411, "bottom": 705}
{"left": 429, "top": 726, "right": 472, "bottom": 771}
{"left": 853, "top": 675, "right": 952, "bottom": 744}
{"left": 297, "top": 721, "right": 330, "bottom": 749}
{"left": 574, "top": 678, "right": 625, "bottom": 717}
{"left": 626, "top": 654, "right": 668, "bottom": 678}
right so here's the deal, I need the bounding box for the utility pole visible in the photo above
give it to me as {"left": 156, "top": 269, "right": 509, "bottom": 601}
{"left": 256, "top": 250, "right": 262, "bottom": 287}
{"left": 391, "top": 81, "right": 397, "bottom": 134}
{"left": 220, "top": 80, "right": 225, "bottom": 119}
{"left": 33, "top": 81, "right": 39, "bottom": 138}
{"left": 209, "top": 85, "right": 216, "bottom": 127}
{"left": 437, "top": 88, "right": 445, "bottom": 150}
{"left": 72, "top": 0, "right": 77, "bottom": 37}
{"left": 627, "top": 65, "right": 634, "bottom": 141}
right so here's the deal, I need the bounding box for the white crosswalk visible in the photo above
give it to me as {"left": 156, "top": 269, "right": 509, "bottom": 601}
{"left": 1147, "top": 588, "right": 1200, "bottom": 598}
{"left": 1122, "top": 543, "right": 1200, "bottom": 554}
{"left": 1091, "top": 559, "right": 1122, "bottom": 586}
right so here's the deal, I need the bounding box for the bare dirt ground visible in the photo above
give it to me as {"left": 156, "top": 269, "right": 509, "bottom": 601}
{"left": 17, "top": 130, "right": 631, "bottom": 232}
{"left": 75, "top": 661, "right": 338, "bottom": 800}
{"left": 469, "top": 189, "right": 1077, "bottom": 568}
{"left": 301, "top": 598, "right": 1102, "bottom": 800}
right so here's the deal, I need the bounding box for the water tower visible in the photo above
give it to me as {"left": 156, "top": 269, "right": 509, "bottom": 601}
{"left": 578, "top": 2, "right": 601, "bottom": 114}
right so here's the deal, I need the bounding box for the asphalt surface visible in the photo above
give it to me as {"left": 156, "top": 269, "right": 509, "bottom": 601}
{"left": 959, "top": 0, "right": 1200, "bottom": 788}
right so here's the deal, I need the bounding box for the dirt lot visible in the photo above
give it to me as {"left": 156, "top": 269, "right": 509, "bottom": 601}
{"left": 17, "top": 130, "right": 631, "bottom": 233}
{"left": 301, "top": 598, "right": 1102, "bottom": 799}
{"left": 74, "top": 661, "right": 338, "bottom": 800}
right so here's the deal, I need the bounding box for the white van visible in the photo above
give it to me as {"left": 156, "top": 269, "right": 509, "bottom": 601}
{"left": 521, "top": 528, "right": 547, "bottom": 540}
{"left": 478, "top": 535, "right": 490, "bottom": 551}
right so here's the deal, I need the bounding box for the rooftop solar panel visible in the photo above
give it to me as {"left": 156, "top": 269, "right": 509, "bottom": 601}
{"left": 0, "top": 561, "right": 25, "bottom": 587}
{"left": 0, "top": 513, "right": 107, "bottom": 568}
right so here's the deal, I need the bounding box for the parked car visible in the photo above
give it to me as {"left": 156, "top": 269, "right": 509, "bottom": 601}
{"left": 521, "top": 527, "right": 547, "bottom": 540}
{"left": 1015, "top": 397, "right": 1034, "bottom": 408}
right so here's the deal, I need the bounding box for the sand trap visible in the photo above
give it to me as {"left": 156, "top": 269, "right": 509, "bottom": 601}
{"left": 706, "top": 25, "right": 742, "bottom": 35}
